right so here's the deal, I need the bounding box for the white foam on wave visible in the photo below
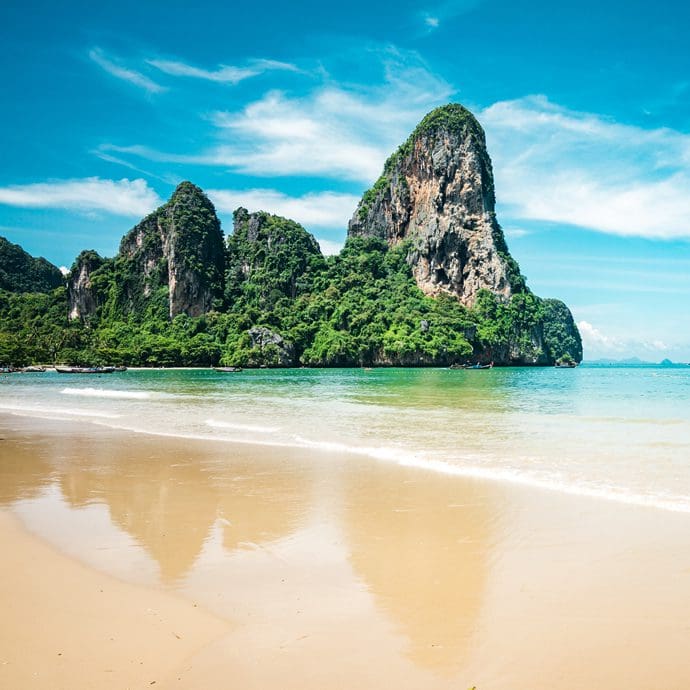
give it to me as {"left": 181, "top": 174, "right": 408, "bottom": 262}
{"left": 9, "top": 408, "right": 689, "bottom": 516}
{"left": 292, "top": 435, "right": 411, "bottom": 463}
{"left": 0, "top": 402, "right": 120, "bottom": 419}
{"left": 291, "top": 436, "right": 690, "bottom": 514}
{"left": 61, "top": 387, "right": 152, "bottom": 400}
{"left": 206, "top": 419, "right": 280, "bottom": 434}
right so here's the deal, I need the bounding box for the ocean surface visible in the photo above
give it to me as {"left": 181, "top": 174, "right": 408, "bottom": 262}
{"left": 2, "top": 364, "right": 690, "bottom": 512}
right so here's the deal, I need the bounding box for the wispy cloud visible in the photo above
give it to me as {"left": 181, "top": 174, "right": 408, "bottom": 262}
{"left": 419, "top": 0, "right": 483, "bottom": 31}
{"left": 147, "top": 57, "right": 299, "bottom": 84}
{"left": 578, "top": 320, "right": 626, "bottom": 353}
{"left": 207, "top": 188, "right": 359, "bottom": 230}
{"left": 503, "top": 226, "right": 532, "bottom": 239}
{"left": 93, "top": 151, "right": 178, "bottom": 184}
{"left": 480, "top": 95, "right": 690, "bottom": 240}
{"left": 101, "top": 48, "right": 454, "bottom": 183}
{"left": 0, "top": 178, "right": 161, "bottom": 216}
{"left": 89, "top": 48, "right": 165, "bottom": 94}
{"left": 579, "top": 320, "right": 676, "bottom": 360}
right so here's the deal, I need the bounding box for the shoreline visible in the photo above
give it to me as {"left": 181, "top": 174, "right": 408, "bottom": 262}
{"left": 3, "top": 412, "right": 690, "bottom": 688}
{"left": 2, "top": 404, "right": 689, "bottom": 515}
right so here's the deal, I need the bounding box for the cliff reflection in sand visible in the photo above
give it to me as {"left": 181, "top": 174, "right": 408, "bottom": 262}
{"left": 343, "top": 462, "right": 494, "bottom": 674}
{"left": 1, "top": 423, "right": 309, "bottom": 583}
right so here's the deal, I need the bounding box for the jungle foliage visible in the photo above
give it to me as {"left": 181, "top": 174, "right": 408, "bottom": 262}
{"left": 0, "top": 209, "right": 580, "bottom": 368}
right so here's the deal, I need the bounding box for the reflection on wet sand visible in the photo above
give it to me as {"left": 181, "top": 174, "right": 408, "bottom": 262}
{"left": 0, "top": 433, "right": 55, "bottom": 505}
{"left": 1, "top": 422, "right": 310, "bottom": 583}
{"left": 215, "top": 465, "right": 308, "bottom": 552}
{"left": 6, "top": 415, "right": 690, "bottom": 689}
{"left": 59, "top": 447, "right": 220, "bottom": 583}
{"left": 343, "top": 463, "right": 494, "bottom": 673}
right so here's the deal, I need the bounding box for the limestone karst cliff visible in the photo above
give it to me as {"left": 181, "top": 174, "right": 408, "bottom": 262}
{"left": 68, "top": 250, "right": 108, "bottom": 321}
{"left": 118, "top": 181, "right": 225, "bottom": 319}
{"left": 349, "top": 104, "right": 523, "bottom": 306}
{"left": 226, "top": 208, "right": 324, "bottom": 303}
{"left": 68, "top": 182, "right": 225, "bottom": 321}
{"left": 4, "top": 103, "right": 582, "bottom": 367}
{"left": 347, "top": 103, "right": 581, "bottom": 365}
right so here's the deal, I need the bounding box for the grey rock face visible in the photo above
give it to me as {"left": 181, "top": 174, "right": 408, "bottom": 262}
{"left": 247, "top": 326, "right": 295, "bottom": 367}
{"left": 118, "top": 182, "right": 225, "bottom": 318}
{"left": 348, "top": 104, "right": 518, "bottom": 306}
{"left": 67, "top": 251, "right": 107, "bottom": 321}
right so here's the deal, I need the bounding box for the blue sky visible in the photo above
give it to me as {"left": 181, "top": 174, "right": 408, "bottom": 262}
{"left": 1, "top": 0, "right": 689, "bottom": 360}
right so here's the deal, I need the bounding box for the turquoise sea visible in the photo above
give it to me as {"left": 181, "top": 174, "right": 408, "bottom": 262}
{"left": 2, "top": 364, "right": 690, "bottom": 512}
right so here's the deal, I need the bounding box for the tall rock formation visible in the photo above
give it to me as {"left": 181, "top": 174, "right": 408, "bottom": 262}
{"left": 226, "top": 208, "right": 324, "bottom": 305}
{"left": 68, "top": 182, "right": 225, "bottom": 321}
{"left": 117, "top": 181, "right": 225, "bottom": 319}
{"left": 68, "top": 250, "right": 108, "bottom": 321}
{"left": 348, "top": 104, "right": 523, "bottom": 306}
{"left": 348, "top": 103, "right": 581, "bottom": 364}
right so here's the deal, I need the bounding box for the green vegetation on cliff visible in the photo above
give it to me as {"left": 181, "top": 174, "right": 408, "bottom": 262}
{"left": 0, "top": 236, "right": 64, "bottom": 294}
{"left": 113, "top": 181, "right": 225, "bottom": 319}
{"left": 0, "top": 209, "right": 581, "bottom": 367}
{"left": 0, "top": 103, "right": 583, "bottom": 368}
{"left": 356, "top": 103, "right": 494, "bottom": 225}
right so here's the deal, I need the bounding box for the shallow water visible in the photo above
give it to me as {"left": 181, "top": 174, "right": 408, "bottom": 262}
{"left": 2, "top": 364, "right": 689, "bottom": 511}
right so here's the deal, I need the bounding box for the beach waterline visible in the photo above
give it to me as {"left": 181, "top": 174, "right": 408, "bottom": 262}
{"left": 2, "top": 365, "right": 690, "bottom": 513}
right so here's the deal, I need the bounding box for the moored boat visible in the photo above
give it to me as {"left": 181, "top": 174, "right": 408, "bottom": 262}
{"left": 214, "top": 366, "right": 243, "bottom": 373}
{"left": 450, "top": 362, "right": 493, "bottom": 370}
{"left": 555, "top": 356, "right": 578, "bottom": 368}
{"left": 55, "top": 366, "right": 116, "bottom": 374}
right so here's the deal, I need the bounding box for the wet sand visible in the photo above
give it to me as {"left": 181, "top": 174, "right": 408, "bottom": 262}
{"left": 2, "top": 412, "right": 690, "bottom": 689}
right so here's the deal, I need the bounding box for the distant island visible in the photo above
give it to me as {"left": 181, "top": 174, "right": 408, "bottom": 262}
{"left": 0, "top": 104, "right": 581, "bottom": 368}
{"left": 585, "top": 357, "right": 685, "bottom": 366}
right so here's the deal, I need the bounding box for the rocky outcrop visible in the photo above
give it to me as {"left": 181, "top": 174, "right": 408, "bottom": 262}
{"left": 541, "top": 299, "right": 583, "bottom": 363}
{"left": 68, "top": 250, "right": 108, "bottom": 321}
{"left": 348, "top": 104, "right": 523, "bottom": 306}
{"left": 118, "top": 181, "right": 225, "bottom": 318}
{"left": 346, "top": 103, "right": 582, "bottom": 365}
{"left": 226, "top": 208, "right": 324, "bottom": 304}
{"left": 0, "top": 236, "right": 64, "bottom": 294}
{"left": 247, "top": 326, "right": 295, "bottom": 367}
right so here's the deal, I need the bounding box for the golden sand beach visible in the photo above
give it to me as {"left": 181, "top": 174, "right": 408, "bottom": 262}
{"left": 2, "top": 412, "right": 690, "bottom": 689}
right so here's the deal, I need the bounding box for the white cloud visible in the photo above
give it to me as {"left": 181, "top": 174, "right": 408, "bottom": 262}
{"left": 93, "top": 150, "right": 178, "bottom": 184}
{"left": 420, "top": 0, "right": 483, "bottom": 30}
{"left": 503, "top": 226, "right": 532, "bottom": 239}
{"left": 0, "top": 178, "right": 161, "bottom": 217}
{"left": 89, "top": 48, "right": 165, "bottom": 94}
{"left": 578, "top": 320, "right": 626, "bottom": 353}
{"left": 147, "top": 57, "right": 299, "bottom": 84}
{"left": 480, "top": 95, "right": 690, "bottom": 240}
{"left": 207, "top": 188, "right": 359, "bottom": 229}
{"left": 104, "top": 49, "right": 454, "bottom": 183}
{"left": 578, "top": 320, "right": 675, "bottom": 359}
{"left": 316, "top": 238, "right": 344, "bottom": 256}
